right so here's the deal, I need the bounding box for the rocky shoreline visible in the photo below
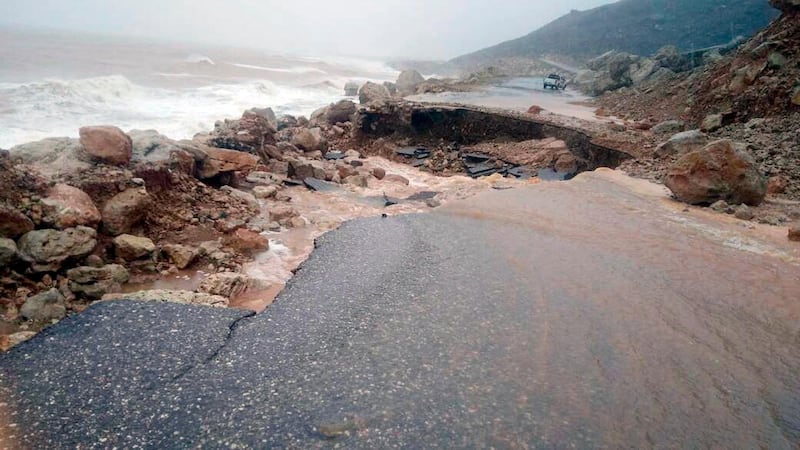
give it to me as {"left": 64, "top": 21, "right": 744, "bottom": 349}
{"left": 3, "top": 51, "right": 800, "bottom": 350}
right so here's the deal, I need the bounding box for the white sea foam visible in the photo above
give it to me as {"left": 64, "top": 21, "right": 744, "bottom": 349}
{"left": 0, "top": 75, "right": 345, "bottom": 148}
{"left": 230, "top": 63, "right": 328, "bottom": 75}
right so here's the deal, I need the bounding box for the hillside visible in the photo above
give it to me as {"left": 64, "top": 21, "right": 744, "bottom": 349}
{"left": 452, "top": 0, "right": 779, "bottom": 68}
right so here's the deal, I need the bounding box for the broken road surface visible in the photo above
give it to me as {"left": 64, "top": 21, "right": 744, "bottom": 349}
{"left": 2, "top": 170, "right": 799, "bottom": 448}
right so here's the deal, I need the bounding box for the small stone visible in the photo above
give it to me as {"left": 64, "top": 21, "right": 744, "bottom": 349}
{"left": 20, "top": 288, "right": 66, "bottom": 321}
{"left": 161, "top": 244, "right": 200, "bottom": 270}
{"left": 710, "top": 200, "right": 729, "bottom": 212}
{"left": 425, "top": 198, "right": 442, "bottom": 208}
{"left": 788, "top": 223, "right": 800, "bottom": 242}
{"left": 113, "top": 234, "right": 156, "bottom": 260}
{"left": 700, "top": 114, "right": 723, "bottom": 132}
{"left": 734, "top": 204, "right": 755, "bottom": 221}
{"left": 198, "top": 272, "right": 248, "bottom": 298}
{"left": 371, "top": 167, "right": 386, "bottom": 180}
{"left": 253, "top": 185, "right": 278, "bottom": 199}
{"left": 0, "top": 238, "right": 17, "bottom": 268}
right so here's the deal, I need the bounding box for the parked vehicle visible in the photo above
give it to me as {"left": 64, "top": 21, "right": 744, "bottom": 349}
{"left": 543, "top": 73, "right": 567, "bottom": 90}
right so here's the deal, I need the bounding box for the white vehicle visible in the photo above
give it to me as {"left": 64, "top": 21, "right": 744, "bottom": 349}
{"left": 543, "top": 73, "right": 567, "bottom": 90}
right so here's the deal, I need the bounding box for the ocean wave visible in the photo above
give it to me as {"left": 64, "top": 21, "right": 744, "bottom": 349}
{"left": 185, "top": 54, "right": 216, "bottom": 65}
{"left": 230, "top": 63, "right": 328, "bottom": 75}
{"left": 0, "top": 74, "right": 346, "bottom": 148}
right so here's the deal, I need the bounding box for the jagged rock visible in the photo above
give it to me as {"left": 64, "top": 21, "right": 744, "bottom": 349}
{"left": 291, "top": 128, "right": 324, "bottom": 152}
{"left": 67, "top": 264, "right": 129, "bottom": 300}
{"left": 102, "top": 187, "right": 151, "bottom": 236}
{"left": 248, "top": 107, "right": 277, "bottom": 130}
{"left": 8, "top": 137, "right": 91, "bottom": 177}
{"left": 344, "top": 174, "right": 370, "bottom": 188}
{"left": 383, "top": 81, "right": 397, "bottom": 95}
{"left": 198, "top": 272, "right": 248, "bottom": 298}
{"left": 554, "top": 153, "right": 579, "bottom": 173}
{"left": 789, "top": 223, "right": 800, "bottom": 242}
{"left": 287, "top": 157, "right": 325, "bottom": 181}
{"left": 358, "top": 82, "right": 391, "bottom": 104}
{"left": 220, "top": 186, "right": 259, "bottom": 209}
{"left": 325, "top": 100, "right": 357, "bottom": 124}
{"left": 268, "top": 205, "right": 298, "bottom": 222}
{"left": 20, "top": 288, "right": 66, "bottom": 321}
{"left": 79, "top": 125, "right": 133, "bottom": 166}
{"left": 128, "top": 129, "right": 182, "bottom": 162}
{"left": 344, "top": 81, "right": 360, "bottom": 96}
{"left": 629, "top": 58, "right": 659, "bottom": 84}
{"left": 41, "top": 184, "right": 101, "bottom": 229}
{"left": 225, "top": 229, "right": 269, "bottom": 254}
{"left": 653, "top": 45, "right": 690, "bottom": 72}
{"left": 651, "top": 120, "right": 685, "bottom": 134}
{"left": 1, "top": 331, "right": 36, "bottom": 351}
{"left": 17, "top": 227, "right": 97, "bottom": 272}
{"left": 209, "top": 110, "right": 276, "bottom": 151}
{"left": 197, "top": 146, "right": 260, "bottom": 179}
{"left": 0, "top": 204, "right": 34, "bottom": 239}
{"left": 0, "top": 238, "right": 17, "bottom": 268}
{"left": 161, "top": 244, "right": 200, "bottom": 269}
{"left": 102, "top": 289, "right": 228, "bottom": 307}
{"left": 664, "top": 140, "right": 768, "bottom": 206}
{"left": 734, "top": 205, "right": 755, "bottom": 220}
{"left": 246, "top": 171, "right": 282, "bottom": 186}
{"left": 655, "top": 130, "right": 709, "bottom": 158}
{"left": 700, "top": 114, "right": 723, "bottom": 132}
{"left": 396, "top": 70, "right": 425, "bottom": 95}
{"left": 384, "top": 174, "right": 410, "bottom": 185}
{"left": 113, "top": 234, "right": 155, "bottom": 260}
{"left": 253, "top": 185, "right": 278, "bottom": 199}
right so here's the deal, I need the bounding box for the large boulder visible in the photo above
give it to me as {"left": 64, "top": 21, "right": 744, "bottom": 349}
{"left": 325, "top": 100, "right": 357, "bottom": 124}
{"left": 396, "top": 70, "right": 425, "bottom": 95}
{"left": 358, "top": 82, "right": 391, "bottom": 105}
{"left": 0, "top": 204, "right": 34, "bottom": 239}
{"left": 655, "top": 130, "right": 709, "bottom": 158}
{"left": 113, "top": 234, "right": 156, "bottom": 260}
{"left": 101, "top": 187, "right": 151, "bottom": 236}
{"left": 20, "top": 288, "right": 66, "bottom": 321}
{"left": 161, "top": 244, "right": 200, "bottom": 269}
{"left": 0, "top": 238, "right": 17, "bottom": 268}
{"left": 17, "top": 227, "right": 97, "bottom": 272}
{"left": 653, "top": 45, "right": 690, "bottom": 72}
{"left": 664, "top": 140, "right": 768, "bottom": 206}
{"left": 79, "top": 125, "right": 133, "bottom": 166}
{"left": 67, "top": 264, "right": 129, "bottom": 300}
{"left": 128, "top": 129, "right": 182, "bottom": 163}
{"left": 197, "top": 146, "right": 260, "bottom": 179}
{"left": 209, "top": 110, "right": 277, "bottom": 152}
{"left": 291, "top": 128, "right": 324, "bottom": 152}
{"left": 41, "top": 184, "right": 101, "bottom": 229}
{"left": 8, "top": 138, "right": 91, "bottom": 177}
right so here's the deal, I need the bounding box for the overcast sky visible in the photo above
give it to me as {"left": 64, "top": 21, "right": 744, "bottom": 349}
{"left": 1, "top": 0, "right": 615, "bottom": 59}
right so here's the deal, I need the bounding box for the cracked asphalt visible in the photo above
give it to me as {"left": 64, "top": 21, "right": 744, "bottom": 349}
{"left": 2, "top": 171, "right": 800, "bottom": 448}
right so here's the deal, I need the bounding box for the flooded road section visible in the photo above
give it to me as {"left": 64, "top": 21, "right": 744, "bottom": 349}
{"left": 1, "top": 169, "right": 798, "bottom": 448}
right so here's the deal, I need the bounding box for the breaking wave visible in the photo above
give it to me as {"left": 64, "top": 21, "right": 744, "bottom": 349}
{"left": 0, "top": 75, "right": 344, "bottom": 148}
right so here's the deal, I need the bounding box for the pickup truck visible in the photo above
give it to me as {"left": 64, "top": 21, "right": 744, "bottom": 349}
{"left": 543, "top": 73, "right": 567, "bottom": 90}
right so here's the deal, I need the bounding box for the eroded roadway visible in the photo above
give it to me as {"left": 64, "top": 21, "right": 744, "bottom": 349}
{"left": 2, "top": 170, "right": 800, "bottom": 448}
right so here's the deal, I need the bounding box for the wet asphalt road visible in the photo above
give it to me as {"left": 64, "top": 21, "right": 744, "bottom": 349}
{"left": 2, "top": 171, "right": 800, "bottom": 448}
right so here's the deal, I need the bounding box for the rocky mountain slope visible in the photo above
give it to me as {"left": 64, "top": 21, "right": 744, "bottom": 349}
{"left": 452, "top": 0, "right": 778, "bottom": 69}
{"left": 596, "top": 1, "right": 800, "bottom": 199}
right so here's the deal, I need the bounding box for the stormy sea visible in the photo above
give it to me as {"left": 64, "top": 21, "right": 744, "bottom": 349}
{"left": 0, "top": 28, "right": 399, "bottom": 148}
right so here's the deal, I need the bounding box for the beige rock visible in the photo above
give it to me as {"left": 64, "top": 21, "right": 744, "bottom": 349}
{"left": 79, "top": 125, "right": 132, "bottom": 165}
{"left": 102, "top": 187, "right": 151, "bottom": 236}
{"left": 102, "top": 289, "right": 229, "bottom": 307}
{"left": 42, "top": 184, "right": 101, "bottom": 229}
{"left": 0, "top": 204, "right": 34, "bottom": 239}
{"left": 161, "top": 244, "right": 200, "bottom": 269}
{"left": 17, "top": 227, "right": 97, "bottom": 272}
{"left": 198, "top": 272, "right": 248, "bottom": 298}
{"left": 113, "top": 234, "right": 155, "bottom": 260}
